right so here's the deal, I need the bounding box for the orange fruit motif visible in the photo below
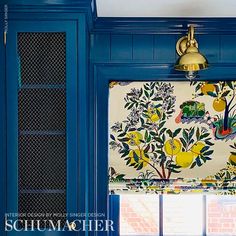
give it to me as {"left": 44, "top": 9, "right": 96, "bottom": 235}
{"left": 201, "top": 83, "right": 215, "bottom": 95}
{"left": 213, "top": 98, "right": 226, "bottom": 112}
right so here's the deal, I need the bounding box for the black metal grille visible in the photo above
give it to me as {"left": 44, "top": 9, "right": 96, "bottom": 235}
{"left": 18, "top": 89, "right": 66, "bottom": 131}
{"left": 18, "top": 33, "right": 66, "bottom": 84}
{"left": 17, "top": 32, "right": 67, "bottom": 226}
{"left": 18, "top": 193, "right": 66, "bottom": 228}
{"left": 19, "top": 135, "right": 66, "bottom": 190}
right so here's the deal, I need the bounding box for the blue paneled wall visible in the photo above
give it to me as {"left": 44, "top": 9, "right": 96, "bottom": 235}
{"left": 91, "top": 33, "right": 236, "bottom": 64}
{"left": 89, "top": 19, "right": 236, "bottom": 229}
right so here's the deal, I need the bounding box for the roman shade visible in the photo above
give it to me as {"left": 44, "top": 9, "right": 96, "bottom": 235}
{"left": 109, "top": 81, "right": 236, "bottom": 194}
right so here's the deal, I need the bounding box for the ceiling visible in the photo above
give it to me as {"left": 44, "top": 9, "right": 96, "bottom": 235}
{"left": 96, "top": 0, "right": 236, "bottom": 17}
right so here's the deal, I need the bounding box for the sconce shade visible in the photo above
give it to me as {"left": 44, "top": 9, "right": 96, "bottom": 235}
{"left": 175, "top": 45, "right": 209, "bottom": 71}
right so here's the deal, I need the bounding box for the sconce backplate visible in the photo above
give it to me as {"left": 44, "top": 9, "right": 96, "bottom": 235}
{"left": 176, "top": 35, "right": 198, "bottom": 56}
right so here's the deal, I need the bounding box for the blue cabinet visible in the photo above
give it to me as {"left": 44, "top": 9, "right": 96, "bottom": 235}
{"left": 2, "top": 17, "right": 87, "bottom": 235}
{"left": 7, "top": 20, "right": 77, "bottom": 235}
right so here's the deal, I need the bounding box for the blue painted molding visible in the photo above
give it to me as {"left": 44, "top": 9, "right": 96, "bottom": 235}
{"left": 94, "top": 63, "right": 236, "bottom": 80}
{"left": 93, "top": 17, "right": 236, "bottom": 34}
{"left": 77, "top": 15, "right": 90, "bottom": 236}
{"left": 4, "top": 0, "right": 91, "bottom": 6}
{"left": 0, "top": 5, "right": 6, "bottom": 236}
{"left": 1, "top": 0, "right": 95, "bottom": 29}
{"left": 109, "top": 195, "right": 120, "bottom": 236}
{"left": 90, "top": 32, "right": 236, "bottom": 65}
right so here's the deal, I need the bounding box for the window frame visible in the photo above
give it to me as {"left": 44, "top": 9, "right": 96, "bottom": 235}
{"left": 116, "top": 194, "right": 206, "bottom": 236}
{"left": 92, "top": 63, "right": 235, "bottom": 235}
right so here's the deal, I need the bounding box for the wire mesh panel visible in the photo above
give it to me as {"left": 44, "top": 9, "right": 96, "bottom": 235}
{"left": 18, "top": 33, "right": 66, "bottom": 84}
{"left": 19, "top": 135, "right": 66, "bottom": 190}
{"left": 18, "top": 193, "right": 67, "bottom": 228}
{"left": 18, "top": 89, "right": 66, "bottom": 131}
{"left": 17, "top": 32, "right": 67, "bottom": 227}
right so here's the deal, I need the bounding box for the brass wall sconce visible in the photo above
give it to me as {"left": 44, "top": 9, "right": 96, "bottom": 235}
{"left": 175, "top": 25, "right": 209, "bottom": 80}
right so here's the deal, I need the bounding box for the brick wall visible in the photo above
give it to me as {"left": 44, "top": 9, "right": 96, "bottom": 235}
{"left": 120, "top": 195, "right": 236, "bottom": 236}
{"left": 207, "top": 196, "right": 236, "bottom": 235}
{"left": 120, "top": 195, "right": 159, "bottom": 235}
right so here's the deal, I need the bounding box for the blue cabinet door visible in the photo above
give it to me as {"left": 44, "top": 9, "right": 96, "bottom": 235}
{"left": 6, "top": 20, "right": 78, "bottom": 236}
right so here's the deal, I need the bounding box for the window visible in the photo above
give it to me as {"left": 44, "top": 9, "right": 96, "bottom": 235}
{"left": 108, "top": 80, "right": 236, "bottom": 235}
{"left": 120, "top": 195, "right": 236, "bottom": 236}
{"left": 163, "top": 195, "right": 203, "bottom": 236}
{"left": 120, "top": 195, "right": 159, "bottom": 236}
{"left": 207, "top": 195, "right": 236, "bottom": 235}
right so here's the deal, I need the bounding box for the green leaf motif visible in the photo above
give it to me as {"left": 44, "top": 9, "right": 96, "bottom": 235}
{"left": 226, "top": 81, "right": 234, "bottom": 89}
{"left": 133, "top": 151, "right": 139, "bottom": 163}
{"left": 144, "top": 90, "right": 149, "bottom": 99}
{"left": 190, "top": 161, "right": 197, "bottom": 169}
{"left": 173, "top": 128, "right": 181, "bottom": 137}
{"left": 180, "top": 137, "right": 187, "bottom": 149}
{"left": 207, "top": 91, "right": 217, "bottom": 97}
{"left": 144, "top": 144, "right": 150, "bottom": 153}
{"left": 122, "top": 142, "right": 129, "bottom": 150}
{"left": 137, "top": 162, "right": 144, "bottom": 170}
{"left": 203, "top": 150, "right": 214, "bottom": 156}
{"left": 196, "top": 157, "right": 202, "bottom": 166}
{"left": 166, "top": 129, "right": 173, "bottom": 138}
{"left": 121, "top": 150, "right": 129, "bottom": 158}
{"left": 118, "top": 137, "right": 130, "bottom": 142}
{"left": 200, "top": 146, "right": 210, "bottom": 153}
{"left": 145, "top": 130, "right": 148, "bottom": 141}
{"left": 222, "top": 90, "right": 231, "bottom": 97}
{"left": 183, "top": 129, "right": 189, "bottom": 142}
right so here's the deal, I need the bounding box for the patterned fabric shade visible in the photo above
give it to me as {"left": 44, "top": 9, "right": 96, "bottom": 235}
{"left": 109, "top": 81, "right": 236, "bottom": 194}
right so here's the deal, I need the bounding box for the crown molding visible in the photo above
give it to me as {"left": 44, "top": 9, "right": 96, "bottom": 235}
{"left": 1, "top": 0, "right": 96, "bottom": 29}
{"left": 3, "top": 0, "right": 95, "bottom": 15}
{"left": 92, "top": 17, "right": 236, "bottom": 34}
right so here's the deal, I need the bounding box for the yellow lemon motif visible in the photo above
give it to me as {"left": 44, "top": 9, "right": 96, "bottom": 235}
{"left": 229, "top": 154, "right": 236, "bottom": 165}
{"left": 201, "top": 83, "right": 215, "bottom": 95}
{"left": 164, "top": 139, "right": 182, "bottom": 156}
{"left": 176, "top": 151, "right": 194, "bottom": 168}
{"left": 147, "top": 108, "right": 161, "bottom": 122}
{"left": 150, "top": 114, "right": 159, "bottom": 122}
{"left": 126, "top": 131, "right": 143, "bottom": 146}
{"left": 191, "top": 142, "right": 205, "bottom": 157}
{"left": 213, "top": 98, "right": 226, "bottom": 112}
{"left": 128, "top": 149, "right": 149, "bottom": 167}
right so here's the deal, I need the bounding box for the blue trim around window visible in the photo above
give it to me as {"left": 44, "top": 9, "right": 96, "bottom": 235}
{"left": 92, "top": 64, "right": 235, "bottom": 236}
{"left": 159, "top": 195, "right": 163, "bottom": 236}
{"left": 109, "top": 195, "right": 120, "bottom": 236}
